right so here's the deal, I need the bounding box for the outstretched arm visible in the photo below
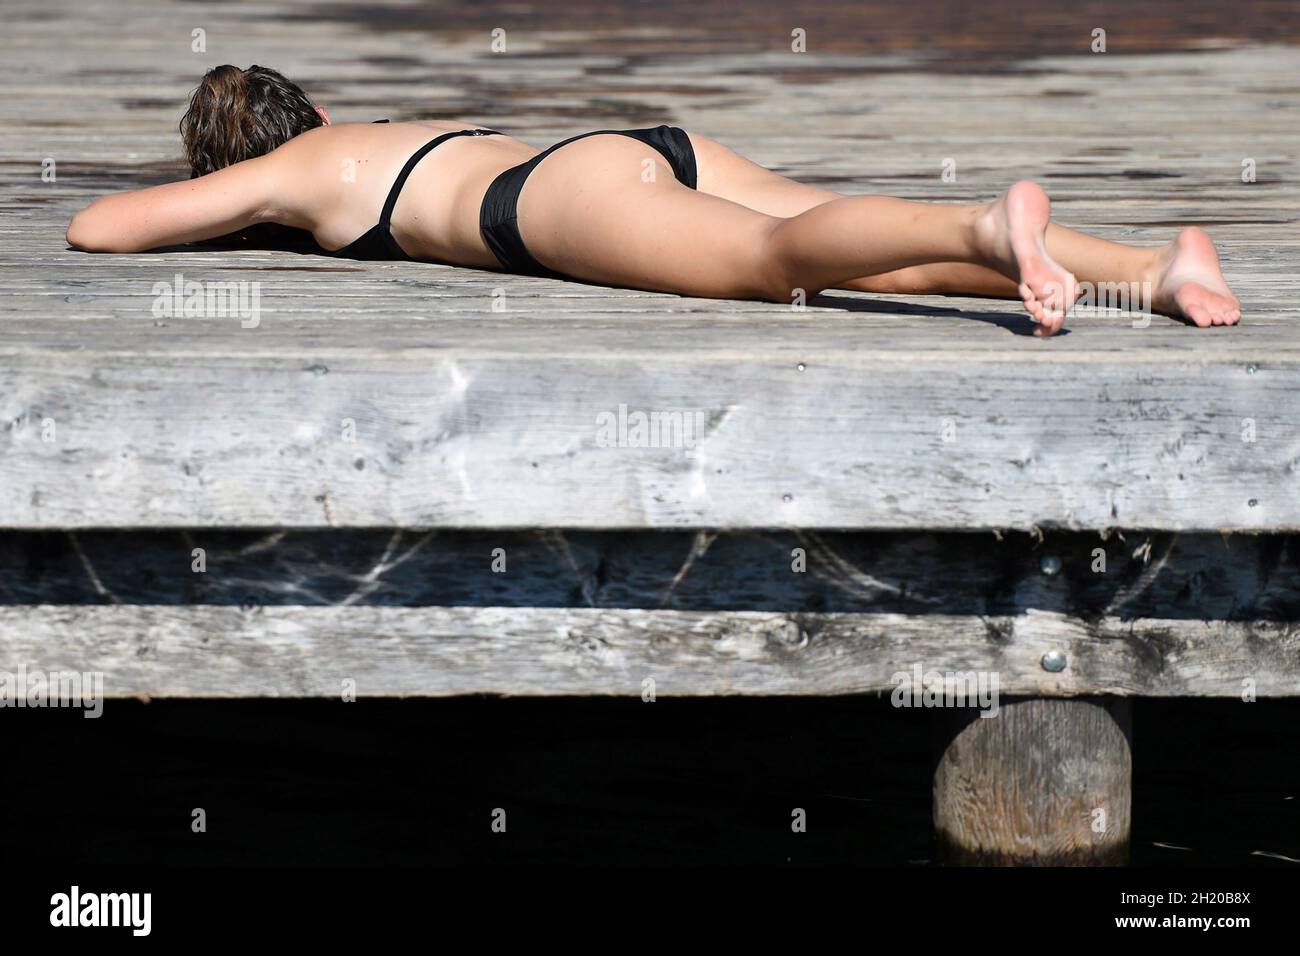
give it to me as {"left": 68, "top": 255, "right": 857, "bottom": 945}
{"left": 66, "top": 153, "right": 282, "bottom": 253}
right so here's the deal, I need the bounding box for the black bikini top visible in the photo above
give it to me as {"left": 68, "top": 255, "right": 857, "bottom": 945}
{"left": 331, "top": 121, "right": 503, "bottom": 261}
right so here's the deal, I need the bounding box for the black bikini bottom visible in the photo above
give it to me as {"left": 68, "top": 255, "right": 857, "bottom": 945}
{"left": 478, "top": 125, "right": 698, "bottom": 278}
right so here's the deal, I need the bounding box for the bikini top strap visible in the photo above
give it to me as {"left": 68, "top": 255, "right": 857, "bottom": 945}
{"left": 378, "top": 129, "right": 503, "bottom": 230}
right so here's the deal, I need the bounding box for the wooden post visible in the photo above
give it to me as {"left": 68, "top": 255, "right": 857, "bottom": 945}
{"left": 933, "top": 697, "right": 1132, "bottom": 866}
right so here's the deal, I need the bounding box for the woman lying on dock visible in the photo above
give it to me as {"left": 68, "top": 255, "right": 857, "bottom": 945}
{"left": 66, "top": 64, "right": 1242, "bottom": 337}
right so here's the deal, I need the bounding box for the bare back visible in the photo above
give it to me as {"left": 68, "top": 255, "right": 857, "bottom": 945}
{"left": 270, "top": 121, "right": 540, "bottom": 267}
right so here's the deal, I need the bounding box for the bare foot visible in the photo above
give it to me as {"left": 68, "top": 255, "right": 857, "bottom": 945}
{"left": 1148, "top": 227, "right": 1241, "bottom": 327}
{"left": 975, "top": 181, "right": 1078, "bottom": 337}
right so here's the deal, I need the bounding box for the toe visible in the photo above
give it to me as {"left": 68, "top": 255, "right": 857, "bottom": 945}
{"left": 1185, "top": 304, "right": 1212, "bottom": 328}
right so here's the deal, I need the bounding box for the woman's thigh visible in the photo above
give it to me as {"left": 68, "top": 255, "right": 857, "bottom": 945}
{"left": 688, "top": 132, "right": 843, "bottom": 218}
{"left": 515, "top": 134, "right": 784, "bottom": 299}
{"left": 687, "top": 132, "right": 1016, "bottom": 296}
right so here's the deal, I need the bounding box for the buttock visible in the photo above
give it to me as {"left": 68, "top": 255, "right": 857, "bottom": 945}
{"left": 479, "top": 125, "right": 698, "bottom": 278}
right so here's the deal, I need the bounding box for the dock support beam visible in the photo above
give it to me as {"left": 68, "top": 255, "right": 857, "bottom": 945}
{"left": 933, "top": 697, "right": 1132, "bottom": 866}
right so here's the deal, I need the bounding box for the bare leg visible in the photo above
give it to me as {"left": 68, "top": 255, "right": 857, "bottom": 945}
{"left": 690, "top": 134, "right": 1241, "bottom": 327}
{"left": 515, "top": 135, "right": 1076, "bottom": 333}
{"left": 765, "top": 181, "right": 1078, "bottom": 333}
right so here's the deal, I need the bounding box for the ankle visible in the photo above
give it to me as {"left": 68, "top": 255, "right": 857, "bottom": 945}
{"left": 1141, "top": 244, "right": 1169, "bottom": 288}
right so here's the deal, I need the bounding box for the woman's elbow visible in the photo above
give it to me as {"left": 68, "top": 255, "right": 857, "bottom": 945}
{"left": 66, "top": 207, "right": 121, "bottom": 252}
{"left": 66, "top": 211, "right": 101, "bottom": 251}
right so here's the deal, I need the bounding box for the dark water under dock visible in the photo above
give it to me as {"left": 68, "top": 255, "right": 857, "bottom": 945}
{"left": 4, "top": 696, "right": 1297, "bottom": 866}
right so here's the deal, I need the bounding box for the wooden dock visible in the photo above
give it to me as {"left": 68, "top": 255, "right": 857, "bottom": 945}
{"left": 2, "top": 0, "right": 1299, "bottom": 865}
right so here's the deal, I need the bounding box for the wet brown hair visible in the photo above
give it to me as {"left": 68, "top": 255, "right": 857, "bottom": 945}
{"left": 180, "top": 64, "right": 323, "bottom": 177}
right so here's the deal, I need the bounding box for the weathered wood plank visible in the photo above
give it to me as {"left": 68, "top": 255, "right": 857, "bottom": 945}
{"left": 3, "top": 347, "right": 1296, "bottom": 530}
{"left": 4, "top": 309, "right": 1300, "bottom": 345}
{"left": 1, "top": 3, "right": 1298, "bottom": 533}
{"left": 2, "top": 605, "right": 1295, "bottom": 698}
